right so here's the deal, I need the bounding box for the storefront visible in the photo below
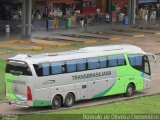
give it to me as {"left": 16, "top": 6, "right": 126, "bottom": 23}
{"left": 0, "top": 0, "right": 22, "bottom": 20}
{"left": 137, "top": 0, "right": 160, "bottom": 19}
{"left": 137, "top": 0, "right": 159, "bottom": 8}
{"left": 74, "top": 0, "right": 97, "bottom": 15}
{"left": 32, "top": 0, "right": 47, "bottom": 19}
{"left": 32, "top": 0, "right": 75, "bottom": 19}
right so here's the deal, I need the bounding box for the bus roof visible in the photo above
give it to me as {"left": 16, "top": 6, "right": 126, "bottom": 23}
{"left": 10, "top": 44, "right": 146, "bottom": 64}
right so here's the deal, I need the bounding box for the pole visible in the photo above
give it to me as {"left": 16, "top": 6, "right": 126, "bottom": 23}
{"left": 131, "top": 0, "right": 136, "bottom": 25}
{"left": 127, "top": 0, "right": 132, "bottom": 25}
{"left": 27, "top": 0, "right": 32, "bottom": 36}
{"left": 22, "top": 0, "right": 27, "bottom": 37}
{"left": 108, "top": 0, "right": 112, "bottom": 23}
{"left": 21, "top": 0, "right": 32, "bottom": 37}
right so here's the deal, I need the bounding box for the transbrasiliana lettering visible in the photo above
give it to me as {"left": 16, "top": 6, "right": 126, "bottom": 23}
{"left": 72, "top": 71, "right": 111, "bottom": 80}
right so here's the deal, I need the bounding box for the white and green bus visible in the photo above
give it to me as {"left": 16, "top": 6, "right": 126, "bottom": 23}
{"left": 5, "top": 45, "right": 152, "bottom": 109}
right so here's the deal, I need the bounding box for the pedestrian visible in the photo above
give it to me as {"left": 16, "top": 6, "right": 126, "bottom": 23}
{"left": 58, "top": 10, "right": 63, "bottom": 28}
{"left": 83, "top": 16, "right": 88, "bottom": 32}
{"left": 80, "top": 15, "right": 87, "bottom": 32}
{"left": 105, "top": 13, "right": 110, "bottom": 23}
{"left": 53, "top": 10, "right": 59, "bottom": 30}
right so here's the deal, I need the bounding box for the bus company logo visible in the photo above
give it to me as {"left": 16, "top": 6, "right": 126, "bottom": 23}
{"left": 72, "top": 71, "right": 112, "bottom": 80}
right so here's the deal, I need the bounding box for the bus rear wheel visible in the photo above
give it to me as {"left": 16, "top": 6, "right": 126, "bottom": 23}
{"left": 64, "top": 93, "right": 75, "bottom": 107}
{"left": 125, "top": 84, "right": 134, "bottom": 97}
{"left": 51, "top": 95, "right": 62, "bottom": 110}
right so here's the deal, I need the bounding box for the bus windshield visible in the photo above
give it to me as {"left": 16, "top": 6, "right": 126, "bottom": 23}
{"left": 6, "top": 61, "right": 32, "bottom": 76}
{"left": 128, "top": 55, "right": 151, "bottom": 75}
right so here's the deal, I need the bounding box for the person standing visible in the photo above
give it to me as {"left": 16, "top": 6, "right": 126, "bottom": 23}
{"left": 58, "top": 10, "right": 63, "bottom": 28}
{"left": 53, "top": 10, "right": 59, "bottom": 30}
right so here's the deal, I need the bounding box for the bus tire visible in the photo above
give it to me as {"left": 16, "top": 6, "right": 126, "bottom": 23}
{"left": 125, "top": 84, "right": 134, "bottom": 97}
{"left": 51, "top": 95, "right": 62, "bottom": 110}
{"left": 64, "top": 93, "right": 75, "bottom": 107}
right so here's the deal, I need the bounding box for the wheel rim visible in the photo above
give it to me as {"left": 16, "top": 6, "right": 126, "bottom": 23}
{"left": 128, "top": 87, "right": 133, "bottom": 95}
{"left": 54, "top": 99, "right": 59, "bottom": 106}
{"left": 66, "top": 96, "right": 73, "bottom": 105}
{"left": 53, "top": 98, "right": 61, "bottom": 108}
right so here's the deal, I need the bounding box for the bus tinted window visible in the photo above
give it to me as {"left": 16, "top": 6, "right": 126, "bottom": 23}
{"left": 87, "top": 58, "right": 99, "bottom": 70}
{"left": 51, "top": 62, "right": 63, "bottom": 75}
{"left": 99, "top": 57, "right": 108, "bottom": 68}
{"left": 42, "top": 63, "right": 50, "bottom": 76}
{"left": 144, "top": 56, "right": 150, "bottom": 75}
{"left": 77, "top": 59, "right": 86, "bottom": 71}
{"left": 117, "top": 55, "right": 126, "bottom": 66}
{"left": 34, "top": 63, "right": 50, "bottom": 76}
{"left": 34, "top": 64, "right": 43, "bottom": 76}
{"left": 108, "top": 56, "right": 117, "bottom": 67}
{"left": 128, "top": 55, "right": 143, "bottom": 71}
{"left": 108, "top": 55, "right": 126, "bottom": 67}
{"left": 6, "top": 62, "right": 32, "bottom": 76}
{"left": 66, "top": 61, "right": 77, "bottom": 73}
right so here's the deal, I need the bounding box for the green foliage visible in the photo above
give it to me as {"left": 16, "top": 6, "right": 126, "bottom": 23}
{"left": 0, "top": 59, "right": 6, "bottom": 101}
{"left": 18, "top": 95, "right": 160, "bottom": 120}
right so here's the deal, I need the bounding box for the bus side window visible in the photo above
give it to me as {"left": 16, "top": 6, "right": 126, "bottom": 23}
{"left": 33, "top": 64, "right": 43, "bottom": 76}
{"left": 108, "top": 56, "right": 117, "bottom": 67}
{"left": 117, "top": 55, "right": 126, "bottom": 66}
{"left": 42, "top": 63, "right": 50, "bottom": 76}
{"left": 87, "top": 58, "right": 99, "bottom": 70}
{"left": 66, "top": 60, "right": 77, "bottom": 73}
{"left": 77, "top": 59, "right": 86, "bottom": 71}
{"left": 99, "top": 56, "right": 108, "bottom": 68}
{"left": 51, "top": 62, "right": 63, "bottom": 75}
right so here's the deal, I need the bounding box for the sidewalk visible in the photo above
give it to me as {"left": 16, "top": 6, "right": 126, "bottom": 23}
{"left": 0, "top": 19, "right": 160, "bottom": 41}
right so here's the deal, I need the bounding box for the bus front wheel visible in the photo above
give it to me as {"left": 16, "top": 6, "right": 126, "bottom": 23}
{"left": 51, "top": 95, "right": 62, "bottom": 110}
{"left": 125, "top": 84, "right": 134, "bottom": 97}
{"left": 64, "top": 93, "right": 75, "bottom": 107}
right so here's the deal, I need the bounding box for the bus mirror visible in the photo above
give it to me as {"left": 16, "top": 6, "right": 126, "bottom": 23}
{"left": 146, "top": 53, "right": 157, "bottom": 63}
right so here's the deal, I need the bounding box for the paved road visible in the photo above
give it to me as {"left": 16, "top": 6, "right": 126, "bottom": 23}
{"left": 0, "top": 31, "right": 160, "bottom": 115}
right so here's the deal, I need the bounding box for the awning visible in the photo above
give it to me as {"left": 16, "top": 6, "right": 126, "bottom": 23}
{"left": 47, "top": 0, "right": 74, "bottom": 3}
{"left": 138, "top": 0, "right": 158, "bottom": 3}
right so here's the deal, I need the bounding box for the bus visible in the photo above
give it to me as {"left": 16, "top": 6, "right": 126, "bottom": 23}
{"left": 5, "top": 44, "right": 152, "bottom": 109}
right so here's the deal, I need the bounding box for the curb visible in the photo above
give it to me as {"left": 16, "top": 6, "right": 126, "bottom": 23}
{"left": 133, "top": 35, "right": 145, "bottom": 38}
{"left": 0, "top": 52, "right": 8, "bottom": 55}
{"left": 155, "top": 32, "right": 160, "bottom": 35}
{"left": 110, "top": 37, "right": 121, "bottom": 40}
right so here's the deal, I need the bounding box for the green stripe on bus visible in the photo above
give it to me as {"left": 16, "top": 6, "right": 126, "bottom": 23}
{"left": 33, "top": 100, "right": 51, "bottom": 106}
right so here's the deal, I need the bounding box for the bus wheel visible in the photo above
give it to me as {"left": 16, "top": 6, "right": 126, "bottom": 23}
{"left": 51, "top": 95, "right": 62, "bottom": 110}
{"left": 125, "top": 84, "right": 134, "bottom": 97}
{"left": 64, "top": 93, "right": 75, "bottom": 107}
